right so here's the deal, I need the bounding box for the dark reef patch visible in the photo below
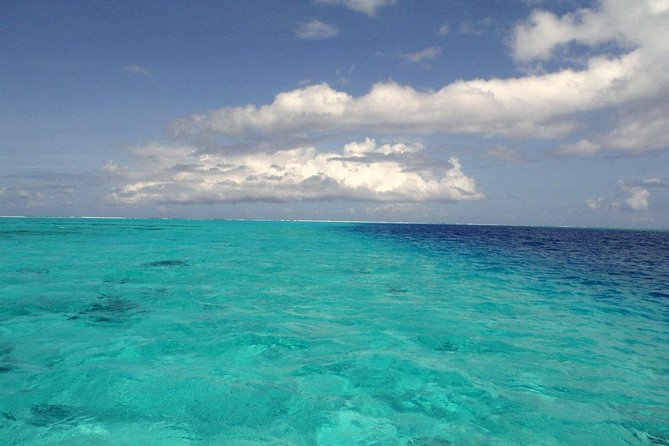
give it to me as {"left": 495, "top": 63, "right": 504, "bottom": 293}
{"left": 28, "top": 404, "right": 83, "bottom": 427}
{"left": 102, "top": 277, "right": 134, "bottom": 284}
{"left": 633, "top": 430, "right": 669, "bottom": 445}
{"left": 69, "top": 296, "right": 140, "bottom": 324}
{"left": 417, "top": 335, "right": 461, "bottom": 353}
{"left": 407, "top": 438, "right": 452, "bottom": 446}
{"left": 435, "top": 340, "right": 460, "bottom": 352}
{"left": 15, "top": 267, "right": 50, "bottom": 274}
{"left": 1, "top": 411, "right": 17, "bottom": 428}
{"left": 143, "top": 259, "right": 189, "bottom": 267}
{"left": 0, "top": 345, "right": 14, "bottom": 372}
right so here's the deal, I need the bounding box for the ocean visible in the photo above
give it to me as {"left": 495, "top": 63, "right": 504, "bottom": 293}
{"left": 1, "top": 218, "right": 667, "bottom": 445}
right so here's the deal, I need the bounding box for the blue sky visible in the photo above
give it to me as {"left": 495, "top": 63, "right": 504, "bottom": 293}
{"left": 1, "top": 0, "right": 668, "bottom": 228}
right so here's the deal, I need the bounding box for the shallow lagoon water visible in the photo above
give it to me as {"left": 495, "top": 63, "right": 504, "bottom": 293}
{"left": 0, "top": 218, "right": 667, "bottom": 445}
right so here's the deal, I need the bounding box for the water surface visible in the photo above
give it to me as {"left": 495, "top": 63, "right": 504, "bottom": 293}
{"left": 1, "top": 218, "right": 667, "bottom": 445}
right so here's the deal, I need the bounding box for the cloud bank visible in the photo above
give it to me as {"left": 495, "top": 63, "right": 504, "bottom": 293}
{"left": 106, "top": 138, "right": 483, "bottom": 205}
{"left": 169, "top": 53, "right": 644, "bottom": 141}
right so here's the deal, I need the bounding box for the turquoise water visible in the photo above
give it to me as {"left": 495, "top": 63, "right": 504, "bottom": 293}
{"left": 1, "top": 218, "right": 667, "bottom": 445}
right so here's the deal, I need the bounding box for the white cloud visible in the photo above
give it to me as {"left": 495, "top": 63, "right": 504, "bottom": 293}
{"left": 124, "top": 64, "right": 150, "bottom": 75}
{"left": 587, "top": 178, "right": 666, "bottom": 212}
{"left": 295, "top": 19, "right": 339, "bottom": 40}
{"left": 169, "top": 52, "right": 647, "bottom": 141}
{"left": 314, "top": 0, "right": 395, "bottom": 16}
{"left": 622, "top": 185, "right": 650, "bottom": 211}
{"left": 402, "top": 46, "right": 441, "bottom": 63}
{"left": 555, "top": 102, "right": 669, "bottom": 155}
{"left": 459, "top": 17, "right": 493, "bottom": 36}
{"left": 106, "top": 138, "right": 483, "bottom": 205}
{"left": 511, "top": 0, "right": 669, "bottom": 155}
{"left": 342, "top": 138, "right": 422, "bottom": 156}
{"left": 511, "top": 1, "right": 669, "bottom": 66}
{"left": 511, "top": 8, "right": 616, "bottom": 62}
{"left": 438, "top": 24, "right": 450, "bottom": 36}
{"left": 165, "top": 1, "right": 668, "bottom": 152}
{"left": 586, "top": 196, "right": 607, "bottom": 210}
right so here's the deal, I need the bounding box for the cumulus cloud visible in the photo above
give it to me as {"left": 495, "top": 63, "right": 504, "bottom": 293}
{"left": 164, "top": 0, "right": 668, "bottom": 156}
{"left": 169, "top": 51, "right": 649, "bottom": 141}
{"left": 520, "top": 0, "right": 669, "bottom": 158}
{"left": 512, "top": 0, "right": 669, "bottom": 61}
{"left": 105, "top": 138, "right": 483, "bottom": 205}
{"left": 621, "top": 184, "right": 650, "bottom": 211}
{"left": 587, "top": 178, "right": 666, "bottom": 212}
{"left": 402, "top": 46, "right": 441, "bottom": 63}
{"left": 510, "top": 1, "right": 669, "bottom": 147}
{"left": 93, "top": 0, "right": 669, "bottom": 213}
{"left": 314, "top": 0, "right": 396, "bottom": 16}
{"left": 512, "top": 8, "right": 618, "bottom": 62}
{"left": 295, "top": 19, "right": 339, "bottom": 40}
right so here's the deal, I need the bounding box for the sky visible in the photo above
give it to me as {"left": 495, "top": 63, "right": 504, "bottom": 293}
{"left": 1, "top": 0, "right": 668, "bottom": 228}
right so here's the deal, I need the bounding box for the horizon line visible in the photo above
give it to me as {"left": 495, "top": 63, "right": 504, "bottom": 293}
{"left": 1, "top": 215, "right": 667, "bottom": 232}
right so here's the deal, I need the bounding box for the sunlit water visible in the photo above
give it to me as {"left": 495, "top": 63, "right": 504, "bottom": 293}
{"left": 1, "top": 218, "right": 667, "bottom": 445}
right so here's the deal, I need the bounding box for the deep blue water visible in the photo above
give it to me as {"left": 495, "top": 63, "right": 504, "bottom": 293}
{"left": 0, "top": 218, "right": 667, "bottom": 445}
